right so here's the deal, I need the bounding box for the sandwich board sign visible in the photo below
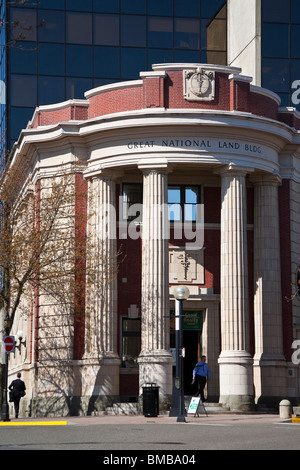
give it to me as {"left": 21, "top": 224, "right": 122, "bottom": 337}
{"left": 187, "top": 397, "right": 200, "bottom": 415}
{"left": 187, "top": 396, "right": 207, "bottom": 417}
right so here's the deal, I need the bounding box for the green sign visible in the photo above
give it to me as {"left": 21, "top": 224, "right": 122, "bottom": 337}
{"left": 170, "top": 310, "right": 202, "bottom": 331}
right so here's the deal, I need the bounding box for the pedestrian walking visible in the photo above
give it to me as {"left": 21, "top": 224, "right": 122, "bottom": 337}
{"left": 192, "top": 355, "right": 210, "bottom": 402}
{"left": 9, "top": 372, "right": 26, "bottom": 418}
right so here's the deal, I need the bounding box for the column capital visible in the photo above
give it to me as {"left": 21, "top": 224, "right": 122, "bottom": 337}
{"left": 249, "top": 172, "right": 282, "bottom": 186}
{"left": 214, "top": 163, "right": 254, "bottom": 177}
{"left": 83, "top": 166, "right": 123, "bottom": 181}
{"left": 138, "top": 158, "right": 172, "bottom": 173}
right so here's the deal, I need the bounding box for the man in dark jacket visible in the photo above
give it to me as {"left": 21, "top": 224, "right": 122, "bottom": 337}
{"left": 9, "top": 373, "right": 26, "bottom": 418}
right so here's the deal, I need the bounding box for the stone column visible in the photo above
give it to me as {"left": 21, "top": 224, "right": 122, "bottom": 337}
{"left": 251, "top": 173, "right": 286, "bottom": 406}
{"left": 83, "top": 171, "right": 120, "bottom": 401}
{"left": 217, "top": 165, "right": 254, "bottom": 411}
{"left": 138, "top": 164, "right": 173, "bottom": 406}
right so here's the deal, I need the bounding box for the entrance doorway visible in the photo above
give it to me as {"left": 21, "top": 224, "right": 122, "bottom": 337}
{"left": 183, "top": 330, "right": 201, "bottom": 395}
{"left": 170, "top": 309, "right": 203, "bottom": 396}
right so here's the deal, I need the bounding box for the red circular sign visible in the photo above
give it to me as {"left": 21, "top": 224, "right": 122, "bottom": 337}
{"left": 3, "top": 336, "right": 15, "bottom": 352}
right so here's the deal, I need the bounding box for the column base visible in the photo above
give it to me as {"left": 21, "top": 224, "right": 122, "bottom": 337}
{"left": 219, "top": 394, "right": 255, "bottom": 412}
{"left": 253, "top": 353, "right": 287, "bottom": 407}
{"left": 218, "top": 350, "right": 255, "bottom": 411}
{"left": 81, "top": 353, "right": 121, "bottom": 397}
{"left": 138, "top": 349, "right": 173, "bottom": 410}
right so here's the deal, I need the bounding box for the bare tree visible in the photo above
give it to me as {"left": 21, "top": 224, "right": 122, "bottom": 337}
{"left": 0, "top": 163, "right": 121, "bottom": 411}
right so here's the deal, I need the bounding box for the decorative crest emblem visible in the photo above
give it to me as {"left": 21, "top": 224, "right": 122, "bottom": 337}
{"left": 183, "top": 67, "right": 215, "bottom": 101}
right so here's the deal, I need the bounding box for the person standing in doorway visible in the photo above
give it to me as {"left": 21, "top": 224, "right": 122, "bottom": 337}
{"left": 9, "top": 372, "right": 26, "bottom": 418}
{"left": 192, "top": 355, "right": 210, "bottom": 402}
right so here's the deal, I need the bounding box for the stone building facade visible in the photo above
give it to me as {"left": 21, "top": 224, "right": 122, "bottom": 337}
{"left": 5, "top": 63, "right": 300, "bottom": 416}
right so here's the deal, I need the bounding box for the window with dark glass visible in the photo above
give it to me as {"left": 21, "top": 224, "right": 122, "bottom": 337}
{"left": 10, "top": 8, "right": 37, "bottom": 42}
{"left": 297, "top": 268, "right": 300, "bottom": 300}
{"left": 148, "top": 17, "right": 173, "bottom": 48}
{"left": 262, "top": 0, "right": 290, "bottom": 22}
{"left": 121, "top": 48, "right": 146, "bottom": 79}
{"left": 121, "top": 15, "right": 147, "bottom": 47}
{"left": 38, "top": 0, "right": 65, "bottom": 10}
{"left": 38, "top": 76, "right": 65, "bottom": 105}
{"left": 291, "top": 25, "right": 300, "bottom": 58}
{"left": 175, "top": 18, "right": 200, "bottom": 49}
{"left": 201, "top": 0, "right": 226, "bottom": 19}
{"left": 291, "top": 0, "right": 300, "bottom": 22}
{"left": 38, "top": 43, "right": 65, "bottom": 76}
{"left": 10, "top": 42, "right": 37, "bottom": 74}
{"left": 10, "top": 74, "right": 37, "bottom": 107}
{"left": 168, "top": 185, "right": 200, "bottom": 222}
{"left": 66, "top": 77, "right": 93, "bottom": 99}
{"left": 93, "top": 0, "right": 119, "bottom": 13}
{"left": 66, "top": 0, "right": 92, "bottom": 12}
{"left": 67, "top": 13, "right": 92, "bottom": 44}
{"left": 94, "top": 46, "right": 120, "bottom": 79}
{"left": 148, "top": 0, "right": 173, "bottom": 16}
{"left": 262, "top": 24, "right": 289, "bottom": 58}
{"left": 94, "top": 14, "right": 120, "bottom": 46}
{"left": 38, "top": 10, "right": 65, "bottom": 43}
{"left": 9, "top": 107, "right": 35, "bottom": 142}
{"left": 148, "top": 48, "right": 173, "bottom": 69}
{"left": 66, "top": 45, "right": 93, "bottom": 77}
{"left": 175, "top": 0, "right": 200, "bottom": 18}
{"left": 121, "top": 0, "right": 146, "bottom": 15}
{"left": 262, "top": 58, "right": 290, "bottom": 92}
{"left": 122, "top": 183, "right": 143, "bottom": 221}
{"left": 175, "top": 49, "right": 200, "bottom": 63}
{"left": 122, "top": 318, "right": 141, "bottom": 368}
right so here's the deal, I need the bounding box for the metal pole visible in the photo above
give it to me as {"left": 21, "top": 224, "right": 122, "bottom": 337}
{"left": 177, "top": 298, "right": 185, "bottom": 422}
{"left": 169, "top": 300, "right": 180, "bottom": 417}
{"left": 1, "top": 349, "right": 10, "bottom": 421}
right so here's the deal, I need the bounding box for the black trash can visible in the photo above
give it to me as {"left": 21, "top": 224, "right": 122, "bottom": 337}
{"left": 142, "top": 383, "right": 159, "bottom": 417}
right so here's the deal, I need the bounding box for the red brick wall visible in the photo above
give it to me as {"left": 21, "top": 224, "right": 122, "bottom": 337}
{"left": 278, "top": 111, "right": 300, "bottom": 131}
{"left": 143, "top": 76, "right": 165, "bottom": 108}
{"left": 249, "top": 92, "right": 278, "bottom": 121}
{"left": 88, "top": 86, "right": 143, "bottom": 119}
{"left": 27, "top": 67, "right": 300, "bottom": 129}
{"left": 31, "top": 105, "right": 88, "bottom": 128}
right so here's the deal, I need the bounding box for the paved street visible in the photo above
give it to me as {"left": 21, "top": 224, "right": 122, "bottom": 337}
{"left": 0, "top": 413, "right": 299, "bottom": 452}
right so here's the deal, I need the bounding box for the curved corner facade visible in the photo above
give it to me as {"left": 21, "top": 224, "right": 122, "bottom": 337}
{"left": 7, "top": 63, "right": 300, "bottom": 415}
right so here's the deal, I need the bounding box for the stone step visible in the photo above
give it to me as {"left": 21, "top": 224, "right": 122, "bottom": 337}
{"left": 104, "top": 399, "right": 229, "bottom": 415}
{"left": 105, "top": 402, "right": 140, "bottom": 415}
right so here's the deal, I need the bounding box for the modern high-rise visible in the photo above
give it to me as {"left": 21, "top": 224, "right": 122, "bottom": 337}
{"left": 2, "top": 0, "right": 300, "bottom": 152}
{"left": 0, "top": 0, "right": 227, "bottom": 150}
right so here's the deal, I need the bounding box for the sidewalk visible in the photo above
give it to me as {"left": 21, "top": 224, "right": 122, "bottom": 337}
{"left": 0, "top": 412, "right": 288, "bottom": 426}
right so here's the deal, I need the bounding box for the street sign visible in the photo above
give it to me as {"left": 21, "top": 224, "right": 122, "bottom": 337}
{"left": 3, "top": 336, "right": 15, "bottom": 353}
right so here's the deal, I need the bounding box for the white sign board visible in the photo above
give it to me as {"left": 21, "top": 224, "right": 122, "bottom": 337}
{"left": 187, "top": 397, "right": 200, "bottom": 415}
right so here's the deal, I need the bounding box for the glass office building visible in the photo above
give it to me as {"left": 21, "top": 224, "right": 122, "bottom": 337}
{"left": 0, "top": 0, "right": 227, "bottom": 149}
{"left": 2, "top": 0, "right": 300, "bottom": 152}
{"left": 261, "top": 0, "right": 300, "bottom": 107}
